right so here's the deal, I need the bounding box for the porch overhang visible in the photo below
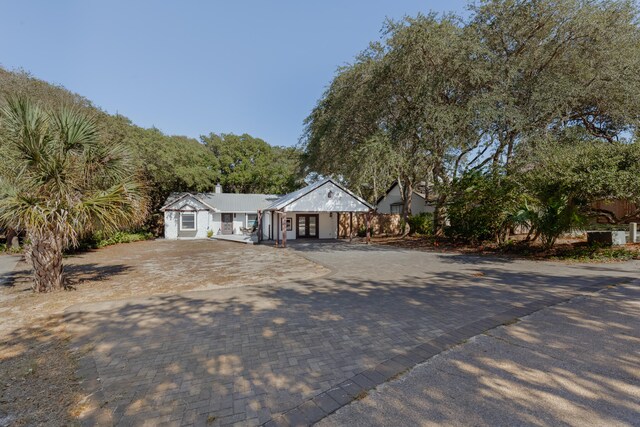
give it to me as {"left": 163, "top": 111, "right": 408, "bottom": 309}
{"left": 263, "top": 178, "right": 373, "bottom": 214}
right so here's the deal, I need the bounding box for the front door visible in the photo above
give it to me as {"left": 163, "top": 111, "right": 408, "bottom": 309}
{"left": 221, "top": 213, "right": 233, "bottom": 235}
{"left": 296, "top": 214, "right": 319, "bottom": 238}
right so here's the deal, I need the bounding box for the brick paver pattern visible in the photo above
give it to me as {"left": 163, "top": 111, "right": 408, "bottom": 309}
{"left": 65, "top": 242, "right": 639, "bottom": 426}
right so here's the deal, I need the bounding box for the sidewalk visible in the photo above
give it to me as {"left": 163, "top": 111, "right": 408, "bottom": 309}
{"left": 319, "top": 282, "right": 640, "bottom": 427}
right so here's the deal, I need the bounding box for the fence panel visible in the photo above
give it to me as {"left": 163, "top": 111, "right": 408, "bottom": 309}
{"left": 338, "top": 213, "right": 402, "bottom": 238}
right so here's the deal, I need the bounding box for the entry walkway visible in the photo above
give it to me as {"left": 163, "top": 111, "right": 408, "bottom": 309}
{"left": 66, "top": 242, "right": 640, "bottom": 426}
{"left": 212, "top": 234, "right": 256, "bottom": 244}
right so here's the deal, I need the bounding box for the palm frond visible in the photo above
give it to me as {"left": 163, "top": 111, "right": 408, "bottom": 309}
{"left": 0, "top": 96, "right": 146, "bottom": 247}
{"left": 74, "top": 182, "right": 147, "bottom": 239}
{"left": 49, "top": 105, "right": 100, "bottom": 151}
{"left": 0, "top": 96, "right": 52, "bottom": 167}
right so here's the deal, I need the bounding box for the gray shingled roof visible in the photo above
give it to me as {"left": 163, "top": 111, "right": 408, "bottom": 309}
{"left": 163, "top": 192, "right": 280, "bottom": 212}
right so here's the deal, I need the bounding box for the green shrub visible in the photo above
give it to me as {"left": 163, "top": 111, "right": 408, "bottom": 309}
{"left": 207, "top": 230, "right": 214, "bottom": 238}
{"left": 407, "top": 212, "right": 433, "bottom": 235}
{"left": 357, "top": 226, "right": 374, "bottom": 237}
{"left": 95, "top": 231, "right": 154, "bottom": 248}
{"left": 0, "top": 242, "right": 24, "bottom": 254}
{"left": 552, "top": 244, "right": 639, "bottom": 262}
{"left": 446, "top": 171, "right": 521, "bottom": 244}
{"left": 74, "top": 230, "right": 154, "bottom": 251}
{"left": 532, "top": 195, "right": 585, "bottom": 249}
{"left": 511, "top": 194, "right": 586, "bottom": 250}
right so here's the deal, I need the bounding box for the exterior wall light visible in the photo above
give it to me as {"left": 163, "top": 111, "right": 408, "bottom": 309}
{"left": 328, "top": 190, "right": 333, "bottom": 199}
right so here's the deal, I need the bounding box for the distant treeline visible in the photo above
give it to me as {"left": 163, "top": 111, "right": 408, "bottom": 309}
{"left": 0, "top": 68, "right": 304, "bottom": 232}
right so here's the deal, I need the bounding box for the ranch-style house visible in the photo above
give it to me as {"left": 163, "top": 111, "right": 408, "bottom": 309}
{"left": 161, "top": 179, "right": 373, "bottom": 242}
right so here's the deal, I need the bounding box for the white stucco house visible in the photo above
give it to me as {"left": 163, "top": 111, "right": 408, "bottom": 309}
{"left": 161, "top": 179, "right": 373, "bottom": 242}
{"left": 260, "top": 178, "right": 373, "bottom": 242}
{"left": 376, "top": 182, "right": 434, "bottom": 215}
{"left": 161, "top": 184, "right": 279, "bottom": 239}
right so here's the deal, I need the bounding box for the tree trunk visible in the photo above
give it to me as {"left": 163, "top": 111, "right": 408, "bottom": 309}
{"left": 365, "top": 211, "right": 371, "bottom": 244}
{"left": 28, "top": 233, "right": 64, "bottom": 292}
{"left": 401, "top": 181, "right": 413, "bottom": 236}
{"left": 432, "top": 161, "right": 449, "bottom": 237}
{"left": 433, "top": 194, "right": 448, "bottom": 237}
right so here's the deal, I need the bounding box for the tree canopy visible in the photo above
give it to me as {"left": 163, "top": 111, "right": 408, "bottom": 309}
{"left": 303, "top": 0, "right": 640, "bottom": 240}
{"left": 1, "top": 67, "right": 304, "bottom": 234}
{"left": 201, "top": 133, "right": 302, "bottom": 195}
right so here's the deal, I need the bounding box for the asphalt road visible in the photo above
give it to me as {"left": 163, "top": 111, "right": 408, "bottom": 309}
{"left": 318, "top": 282, "right": 640, "bottom": 427}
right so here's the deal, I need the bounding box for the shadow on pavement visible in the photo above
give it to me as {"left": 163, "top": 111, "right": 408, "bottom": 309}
{"left": 47, "top": 265, "right": 637, "bottom": 425}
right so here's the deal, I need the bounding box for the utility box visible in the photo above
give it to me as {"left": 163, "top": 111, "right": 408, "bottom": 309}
{"left": 587, "top": 231, "right": 626, "bottom": 246}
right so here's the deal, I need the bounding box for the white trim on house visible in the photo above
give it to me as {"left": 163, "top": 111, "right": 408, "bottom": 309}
{"left": 246, "top": 213, "right": 258, "bottom": 228}
{"left": 160, "top": 193, "right": 218, "bottom": 212}
{"left": 179, "top": 210, "right": 197, "bottom": 231}
{"left": 376, "top": 182, "right": 434, "bottom": 215}
{"left": 260, "top": 178, "right": 373, "bottom": 242}
{"left": 162, "top": 192, "right": 278, "bottom": 240}
{"left": 266, "top": 178, "right": 373, "bottom": 212}
{"left": 162, "top": 179, "right": 372, "bottom": 241}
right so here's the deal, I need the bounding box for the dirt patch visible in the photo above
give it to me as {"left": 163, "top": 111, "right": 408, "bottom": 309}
{"left": 0, "top": 317, "right": 81, "bottom": 427}
{"left": 0, "top": 239, "right": 329, "bottom": 425}
{"left": 1, "top": 239, "right": 328, "bottom": 335}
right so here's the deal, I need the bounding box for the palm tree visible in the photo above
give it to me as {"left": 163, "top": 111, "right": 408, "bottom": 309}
{"left": 0, "top": 97, "right": 147, "bottom": 292}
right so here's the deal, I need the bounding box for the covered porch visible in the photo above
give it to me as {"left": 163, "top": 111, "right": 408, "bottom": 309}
{"left": 257, "top": 178, "right": 373, "bottom": 247}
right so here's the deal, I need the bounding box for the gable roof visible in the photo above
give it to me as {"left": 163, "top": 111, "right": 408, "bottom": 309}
{"left": 375, "top": 182, "right": 427, "bottom": 206}
{"left": 265, "top": 178, "right": 373, "bottom": 211}
{"left": 161, "top": 192, "right": 280, "bottom": 212}
{"left": 160, "top": 193, "right": 217, "bottom": 211}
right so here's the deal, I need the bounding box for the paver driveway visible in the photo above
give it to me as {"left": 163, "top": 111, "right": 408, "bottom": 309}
{"left": 318, "top": 282, "right": 640, "bottom": 427}
{"left": 66, "top": 241, "right": 639, "bottom": 426}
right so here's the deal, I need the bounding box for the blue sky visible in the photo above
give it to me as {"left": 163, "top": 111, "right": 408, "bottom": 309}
{"left": 1, "top": 1, "right": 468, "bottom": 146}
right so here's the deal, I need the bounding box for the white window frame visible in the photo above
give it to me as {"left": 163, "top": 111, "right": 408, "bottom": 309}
{"left": 180, "top": 211, "right": 197, "bottom": 231}
{"left": 247, "top": 213, "right": 258, "bottom": 228}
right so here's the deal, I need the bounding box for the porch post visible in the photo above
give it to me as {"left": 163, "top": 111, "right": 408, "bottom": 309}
{"left": 257, "top": 210, "right": 262, "bottom": 243}
{"left": 366, "top": 211, "right": 371, "bottom": 244}
{"left": 282, "top": 212, "right": 287, "bottom": 248}
{"left": 275, "top": 211, "right": 279, "bottom": 247}
{"left": 349, "top": 212, "right": 353, "bottom": 242}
